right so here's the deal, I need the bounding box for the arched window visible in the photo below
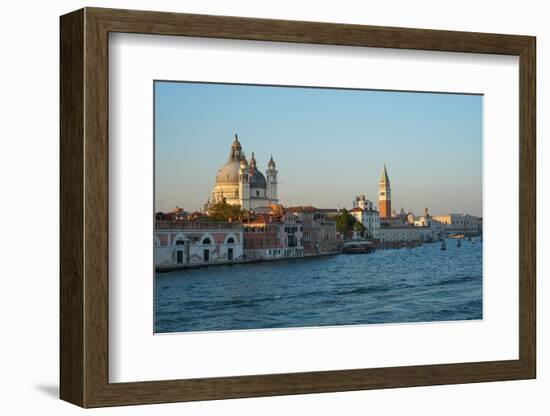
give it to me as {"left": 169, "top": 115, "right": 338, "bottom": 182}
{"left": 175, "top": 239, "right": 185, "bottom": 245}
{"left": 227, "top": 237, "right": 235, "bottom": 244}
{"left": 202, "top": 237, "right": 212, "bottom": 245}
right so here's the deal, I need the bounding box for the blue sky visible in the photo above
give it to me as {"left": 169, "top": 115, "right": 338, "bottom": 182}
{"left": 155, "top": 81, "right": 482, "bottom": 216}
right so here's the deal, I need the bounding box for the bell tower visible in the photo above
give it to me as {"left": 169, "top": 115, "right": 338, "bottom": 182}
{"left": 378, "top": 164, "right": 391, "bottom": 219}
{"left": 266, "top": 155, "right": 278, "bottom": 204}
{"left": 239, "top": 157, "right": 250, "bottom": 210}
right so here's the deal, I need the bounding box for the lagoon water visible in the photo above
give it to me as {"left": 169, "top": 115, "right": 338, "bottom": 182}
{"left": 155, "top": 238, "right": 482, "bottom": 333}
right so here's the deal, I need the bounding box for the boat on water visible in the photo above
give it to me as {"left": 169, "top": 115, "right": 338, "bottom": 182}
{"left": 448, "top": 234, "right": 465, "bottom": 239}
{"left": 342, "top": 239, "right": 376, "bottom": 254}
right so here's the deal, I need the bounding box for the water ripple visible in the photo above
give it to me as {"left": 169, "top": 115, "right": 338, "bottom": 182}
{"left": 155, "top": 238, "right": 482, "bottom": 333}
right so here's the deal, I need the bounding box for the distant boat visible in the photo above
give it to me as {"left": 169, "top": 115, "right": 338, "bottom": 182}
{"left": 342, "top": 240, "right": 376, "bottom": 254}
{"left": 441, "top": 239, "right": 447, "bottom": 251}
{"left": 448, "top": 234, "right": 465, "bottom": 239}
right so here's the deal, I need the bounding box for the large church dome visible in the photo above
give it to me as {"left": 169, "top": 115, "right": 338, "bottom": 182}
{"left": 215, "top": 160, "right": 241, "bottom": 185}
{"left": 210, "top": 135, "right": 277, "bottom": 211}
{"left": 215, "top": 134, "right": 244, "bottom": 185}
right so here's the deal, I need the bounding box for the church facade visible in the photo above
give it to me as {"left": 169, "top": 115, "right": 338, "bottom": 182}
{"left": 210, "top": 135, "right": 278, "bottom": 211}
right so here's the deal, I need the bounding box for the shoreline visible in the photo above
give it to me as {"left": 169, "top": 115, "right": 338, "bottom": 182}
{"left": 156, "top": 235, "right": 482, "bottom": 273}
{"left": 156, "top": 251, "right": 341, "bottom": 273}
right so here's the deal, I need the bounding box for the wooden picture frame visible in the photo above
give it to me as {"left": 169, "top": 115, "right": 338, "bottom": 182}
{"left": 60, "top": 7, "right": 536, "bottom": 408}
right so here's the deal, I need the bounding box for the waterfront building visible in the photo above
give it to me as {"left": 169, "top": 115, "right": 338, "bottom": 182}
{"left": 411, "top": 207, "right": 445, "bottom": 239}
{"left": 387, "top": 208, "right": 408, "bottom": 226}
{"left": 349, "top": 204, "right": 380, "bottom": 238}
{"left": 287, "top": 206, "right": 340, "bottom": 254}
{"left": 209, "top": 134, "right": 278, "bottom": 212}
{"left": 155, "top": 220, "right": 244, "bottom": 270}
{"left": 378, "top": 225, "right": 434, "bottom": 243}
{"left": 243, "top": 211, "right": 304, "bottom": 260}
{"left": 353, "top": 194, "right": 374, "bottom": 210}
{"left": 431, "top": 213, "right": 482, "bottom": 234}
{"left": 378, "top": 164, "right": 391, "bottom": 220}
{"left": 412, "top": 207, "right": 431, "bottom": 227}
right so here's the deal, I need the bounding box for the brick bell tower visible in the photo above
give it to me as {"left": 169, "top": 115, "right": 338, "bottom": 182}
{"left": 378, "top": 163, "right": 391, "bottom": 219}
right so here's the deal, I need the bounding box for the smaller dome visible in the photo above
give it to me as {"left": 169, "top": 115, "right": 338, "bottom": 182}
{"left": 250, "top": 169, "right": 267, "bottom": 189}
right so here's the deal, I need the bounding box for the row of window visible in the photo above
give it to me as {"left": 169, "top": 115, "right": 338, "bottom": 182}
{"left": 174, "top": 247, "right": 233, "bottom": 264}
{"left": 244, "top": 238, "right": 279, "bottom": 247}
{"left": 243, "top": 237, "right": 304, "bottom": 247}
{"left": 244, "top": 225, "right": 305, "bottom": 233}
{"left": 452, "top": 220, "right": 477, "bottom": 225}
{"left": 174, "top": 237, "right": 235, "bottom": 245}
{"left": 266, "top": 248, "right": 304, "bottom": 257}
{"left": 244, "top": 226, "right": 272, "bottom": 232}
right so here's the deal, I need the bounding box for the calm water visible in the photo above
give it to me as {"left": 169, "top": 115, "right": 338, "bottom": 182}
{"left": 155, "top": 238, "right": 482, "bottom": 333}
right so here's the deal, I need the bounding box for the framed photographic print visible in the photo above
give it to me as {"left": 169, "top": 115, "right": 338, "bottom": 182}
{"left": 60, "top": 7, "right": 536, "bottom": 408}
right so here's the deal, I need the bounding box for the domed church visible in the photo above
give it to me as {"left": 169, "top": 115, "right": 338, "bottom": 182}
{"left": 209, "top": 134, "right": 278, "bottom": 212}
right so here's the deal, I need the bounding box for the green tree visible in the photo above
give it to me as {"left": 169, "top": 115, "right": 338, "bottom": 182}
{"left": 334, "top": 208, "right": 357, "bottom": 238}
{"left": 207, "top": 201, "right": 245, "bottom": 221}
{"left": 353, "top": 220, "right": 366, "bottom": 237}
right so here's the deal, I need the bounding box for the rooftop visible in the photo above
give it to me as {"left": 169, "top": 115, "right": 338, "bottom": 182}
{"left": 155, "top": 220, "right": 242, "bottom": 230}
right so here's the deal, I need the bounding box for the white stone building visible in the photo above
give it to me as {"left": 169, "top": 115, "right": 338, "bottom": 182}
{"left": 431, "top": 213, "right": 482, "bottom": 234}
{"left": 378, "top": 225, "right": 435, "bottom": 243}
{"left": 411, "top": 207, "right": 445, "bottom": 239}
{"left": 155, "top": 221, "right": 244, "bottom": 270}
{"left": 352, "top": 194, "right": 374, "bottom": 210}
{"left": 210, "top": 135, "right": 278, "bottom": 212}
{"left": 349, "top": 206, "right": 380, "bottom": 238}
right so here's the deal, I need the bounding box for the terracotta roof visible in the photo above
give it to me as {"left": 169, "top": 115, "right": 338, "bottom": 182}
{"left": 244, "top": 213, "right": 282, "bottom": 225}
{"left": 286, "top": 206, "right": 317, "bottom": 213}
{"left": 286, "top": 206, "right": 338, "bottom": 213}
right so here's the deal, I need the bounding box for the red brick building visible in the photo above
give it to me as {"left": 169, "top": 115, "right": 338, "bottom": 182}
{"left": 243, "top": 212, "right": 304, "bottom": 260}
{"left": 287, "top": 206, "right": 339, "bottom": 255}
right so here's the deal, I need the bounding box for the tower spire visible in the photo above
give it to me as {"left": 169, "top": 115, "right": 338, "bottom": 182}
{"left": 378, "top": 163, "right": 391, "bottom": 220}
{"left": 380, "top": 163, "right": 390, "bottom": 184}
